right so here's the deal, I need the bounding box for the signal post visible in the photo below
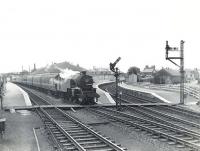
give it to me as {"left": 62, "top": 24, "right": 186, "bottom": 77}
{"left": 110, "top": 57, "right": 121, "bottom": 110}
{"left": 165, "top": 40, "right": 185, "bottom": 104}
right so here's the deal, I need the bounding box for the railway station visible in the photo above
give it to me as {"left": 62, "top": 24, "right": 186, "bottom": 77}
{"left": 1, "top": 67, "right": 200, "bottom": 151}
{"left": 1, "top": 1, "right": 200, "bottom": 151}
{"left": 1, "top": 36, "right": 200, "bottom": 151}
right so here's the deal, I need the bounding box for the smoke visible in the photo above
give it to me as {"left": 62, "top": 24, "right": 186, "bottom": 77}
{"left": 46, "top": 64, "right": 79, "bottom": 81}
{"left": 44, "top": 64, "right": 51, "bottom": 72}
{"left": 59, "top": 68, "right": 79, "bottom": 80}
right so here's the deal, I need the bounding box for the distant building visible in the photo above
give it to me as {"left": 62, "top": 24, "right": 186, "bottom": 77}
{"left": 184, "top": 69, "right": 196, "bottom": 82}
{"left": 141, "top": 65, "right": 156, "bottom": 82}
{"left": 193, "top": 68, "right": 200, "bottom": 80}
{"left": 127, "top": 74, "right": 137, "bottom": 83}
{"left": 142, "top": 65, "right": 156, "bottom": 77}
{"left": 154, "top": 68, "right": 180, "bottom": 84}
{"left": 88, "top": 67, "right": 115, "bottom": 82}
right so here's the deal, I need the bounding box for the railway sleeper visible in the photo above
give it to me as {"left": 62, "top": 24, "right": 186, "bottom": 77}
{"left": 146, "top": 125, "right": 159, "bottom": 128}
{"left": 167, "top": 141, "right": 177, "bottom": 145}
{"left": 167, "top": 132, "right": 181, "bottom": 136}
{"left": 152, "top": 127, "right": 163, "bottom": 130}
{"left": 52, "top": 131, "right": 61, "bottom": 134}
{"left": 59, "top": 123, "right": 77, "bottom": 126}
{"left": 69, "top": 132, "right": 90, "bottom": 136}
{"left": 67, "top": 130, "right": 86, "bottom": 133}
{"left": 174, "top": 134, "right": 185, "bottom": 137}
{"left": 152, "top": 135, "right": 160, "bottom": 139}
{"left": 52, "top": 118, "right": 66, "bottom": 121}
{"left": 58, "top": 120, "right": 75, "bottom": 123}
{"left": 44, "top": 121, "right": 52, "bottom": 124}
{"left": 59, "top": 139, "right": 68, "bottom": 143}
{"left": 159, "top": 137, "right": 168, "bottom": 142}
{"left": 72, "top": 134, "right": 94, "bottom": 139}
{"left": 57, "top": 136, "right": 67, "bottom": 140}
{"left": 55, "top": 133, "right": 64, "bottom": 137}
{"left": 63, "top": 126, "right": 81, "bottom": 129}
{"left": 76, "top": 137, "right": 99, "bottom": 142}
{"left": 58, "top": 121, "right": 75, "bottom": 125}
{"left": 139, "top": 123, "right": 152, "bottom": 126}
{"left": 176, "top": 143, "right": 185, "bottom": 148}
{"left": 65, "top": 126, "right": 80, "bottom": 129}
{"left": 63, "top": 140, "right": 103, "bottom": 146}
{"left": 50, "top": 128, "right": 60, "bottom": 132}
{"left": 182, "top": 136, "right": 194, "bottom": 140}
{"left": 62, "top": 146, "right": 78, "bottom": 151}
{"left": 81, "top": 144, "right": 110, "bottom": 150}
{"left": 188, "top": 139, "right": 200, "bottom": 144}
{"left": 64, "top": 128, "right": 84, "bottom": 132}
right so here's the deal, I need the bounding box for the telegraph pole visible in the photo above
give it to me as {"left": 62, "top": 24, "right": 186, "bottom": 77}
{"left": 110, "top": 57, "right": 121, "bottom": 110}
{"left": 165, "top": 40, "right": 185, "bottom": 104}
{"left": 0, "top": 82, "right": 3, "bottom": 110}
{"left": 180, "top": 41, "right": 185, "bottom": 104}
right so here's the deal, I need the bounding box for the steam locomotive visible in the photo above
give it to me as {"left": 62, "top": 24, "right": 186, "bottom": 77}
{"left": 12, "top": 71, "right": 100, "bottom": 105}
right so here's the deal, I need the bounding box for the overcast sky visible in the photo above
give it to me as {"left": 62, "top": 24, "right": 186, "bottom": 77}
{"left": 0, "top": 0, "right": 200, "bottom": 73}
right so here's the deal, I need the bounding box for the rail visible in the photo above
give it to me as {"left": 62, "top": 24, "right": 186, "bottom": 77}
{"left": 88, "top": 107, "right": 200, "bottom": 150}
{"left": 40, "top": 107, "right": 126, "bottom": 151}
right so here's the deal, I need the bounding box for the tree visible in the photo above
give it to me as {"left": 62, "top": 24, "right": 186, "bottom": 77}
{"left": 127, "top": 66, "right": 140, "bottom": 75}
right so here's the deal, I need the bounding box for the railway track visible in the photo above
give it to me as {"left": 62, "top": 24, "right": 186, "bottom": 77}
{"left": 39, "top": 107, "right": 126, "bottom": 151}
{"left": 125, "top": 105, "right": 200, "bottom": 132}
{"left": 21, "top": 86, "right": 126, "bottom": 150}
{"left": 151, "top": 105, "right": 200, "bottom": 122}
{"left": 88, "top": 106, "right": 200, "bottom": 151}
{"left": 100, "top": 83, "right": 200, "bottom": 122}
{"left": 21, "top": 84, "right": 200, "bottom": 150}
{"left": 19, "top": 86, "right": 51, "bottom": 105}
{"left": 100, "top": 84, "right": 157, "bottom": 103}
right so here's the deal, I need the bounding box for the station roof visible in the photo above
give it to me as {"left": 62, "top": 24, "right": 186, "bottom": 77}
{"left": 157, "top": 68, "right": 180, "bottom": 76}
{"left": 142, "top": 68, "right": 156, "bottom": 73}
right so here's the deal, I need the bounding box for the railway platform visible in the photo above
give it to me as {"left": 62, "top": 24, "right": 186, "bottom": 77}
{"left": 0, "top": 82, "right": 51, "bottom": 151}
{"left": 119, "top": 82, "right": 199, "bottom": 105}
{"left": 95, "top": 82, "right": 116, "bottom": 104}
{"left": 2, "top": 82, "right": 32, "bottom": 108}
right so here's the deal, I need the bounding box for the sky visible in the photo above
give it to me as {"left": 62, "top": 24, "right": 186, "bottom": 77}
{"left": 0, "top": 0, "right": 200, "bottom": 73}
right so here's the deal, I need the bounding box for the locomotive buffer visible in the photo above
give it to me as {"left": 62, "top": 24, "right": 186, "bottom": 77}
{"left": 110, "top": 57, "right": 121, "bottom": 110}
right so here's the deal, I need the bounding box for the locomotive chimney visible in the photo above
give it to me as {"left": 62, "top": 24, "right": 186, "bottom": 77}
{"left": 34, "top": 64, "right": 36, "bottom": 71}
{"left": 81, "top": 71, "right": 86, "bottom": 75}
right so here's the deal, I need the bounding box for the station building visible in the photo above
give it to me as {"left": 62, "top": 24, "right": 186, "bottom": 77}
{"left": 154, "top": 68, "right": 180, "bottom": 84}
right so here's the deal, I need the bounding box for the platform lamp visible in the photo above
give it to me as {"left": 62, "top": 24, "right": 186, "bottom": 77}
{"left": 165, "top": 40, "right": 185, "bottom": 105}
{"left": 110, "top": 57, "right": 121, "bottom": 110}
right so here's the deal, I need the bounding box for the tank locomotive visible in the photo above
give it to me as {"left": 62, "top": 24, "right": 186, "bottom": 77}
{"left": 12, "top": 71, "right": 99, "bottom": 105}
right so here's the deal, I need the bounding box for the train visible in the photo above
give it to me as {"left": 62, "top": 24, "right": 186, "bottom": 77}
{"left": 12, "top": 71, "right": 100, "bottom": 105}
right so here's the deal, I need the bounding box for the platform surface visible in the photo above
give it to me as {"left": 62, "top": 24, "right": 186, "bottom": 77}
{"left": 120, "top": 83, "right": 199, "bottom": 105}
{"left": 95, "top": 81, "right": 115, "bottom": 104}
{"left": 2, "top": 82, "right": 31, "bottom": 107}
{"left": 0, "top": 110, "right": 50, "bottom": 151}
